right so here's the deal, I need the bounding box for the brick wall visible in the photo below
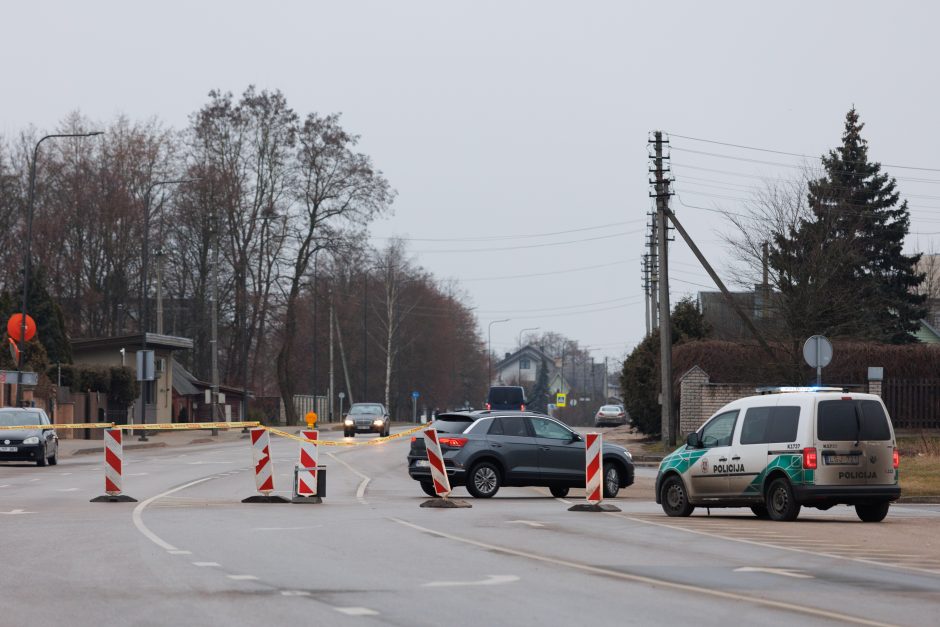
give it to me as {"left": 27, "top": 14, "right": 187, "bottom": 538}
{"left": 678, "top": 366, "right": 753, "bottom": 436}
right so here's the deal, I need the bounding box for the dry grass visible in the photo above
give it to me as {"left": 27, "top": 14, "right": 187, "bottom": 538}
{"left": 898, "top": 434, "right": 940, "bottom": 496}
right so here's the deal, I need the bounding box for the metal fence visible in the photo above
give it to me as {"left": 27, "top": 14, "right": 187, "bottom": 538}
{"left": 883, "top": 379, "right": 940, "bottom": 430}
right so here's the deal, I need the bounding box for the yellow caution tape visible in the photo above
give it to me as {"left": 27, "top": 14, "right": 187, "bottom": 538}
{"left": 113, "top": 421, "right": 261, "bottom": 431}
{"left": 0, "top": 421, "right": 260, "bottom": 431}
{"left": 265, "top": 423, "right": 425, "bottom": 447}
{"left": 0, "top": 422, "right": 114, "bottom": 431}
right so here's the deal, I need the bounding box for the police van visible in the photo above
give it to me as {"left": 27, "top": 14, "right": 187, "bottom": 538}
{"left": 655, "top": 388, "right": 900, "bottom": 522}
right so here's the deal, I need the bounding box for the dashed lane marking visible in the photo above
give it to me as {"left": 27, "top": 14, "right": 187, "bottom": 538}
{"left": 335, "top": 608, "right": 379, "bottom": 616}
{"left": 227, "top": 575, "right": 259, "bottom": 581}
{"left": 0, "top": 509, "right": 33, "bottom": 515}
{"left": 281, "top": 591, "right": 312, "bottom": 597}
{"left": 168, "top": 550, "right": 191, "bottom": 555}
{"left": 55, "top": 488, "right": 79, "bottom": 492}
{"left": 734, "top": 567, "right": 814, "bottom": 579}
{"left": 391, "top": 517, "right": 897, "bottom": 627}
{"left": 423, "top": 575, "right": 520, "bottom": 587}
{"left": 193, "top": 562, "right": 221, "bottom": 567}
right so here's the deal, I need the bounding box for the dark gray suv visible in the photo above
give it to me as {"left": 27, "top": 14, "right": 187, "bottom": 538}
{"left": 407, "top": 411, "right": 634, "bottom": 499}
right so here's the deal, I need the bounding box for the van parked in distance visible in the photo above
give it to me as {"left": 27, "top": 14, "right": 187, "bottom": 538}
{"left": 486, "top": 386, "right": 526, "bottom": 410}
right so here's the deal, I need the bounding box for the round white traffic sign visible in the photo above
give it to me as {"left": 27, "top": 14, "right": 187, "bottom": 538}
{"left": 802, "top": 335, "right": 833, "bottom": 369}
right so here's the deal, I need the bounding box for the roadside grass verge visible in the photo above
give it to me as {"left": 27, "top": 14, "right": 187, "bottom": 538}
{"left": 898, "top": 434, "right": 940, "bottom": 497}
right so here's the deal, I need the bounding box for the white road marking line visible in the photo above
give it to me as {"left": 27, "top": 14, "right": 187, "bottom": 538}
{"left": 0, "top": 484, "right": 9, "bottom": 488}
{"left": 281, "top": 591, "right": 311, "bottom": 596}
{"left": 193, "top": 562, "right": 221, "bottom": 567}
{"left": 227, "top": 575, "right": 259, "bottom": 581}
{"left": 735, "top": 566, "right": 814, "bottom": 579}
{"left": 0, "top": 509, "right": 33, "bottom": 515}
{"left": 508, "top": 520, "right": 545, "bottom": 528}
{"left": 58, "top": 472, "right": 73, "bottom": 476}
{"left": 56, "top": 488, "right": 79, "bottom": 492}
{"left": 326, "top": 450, "right": 371, "bottom": 504}
{"left": 335, "top": 607, "right": 379, "bottom": 616}
{"left": 618, "top": 513, "right": 940, "bottom": 579}
{"left": 254, "top": 526, "right": 322, "bottom": 531}
{"left": 391, "top": 517, "right": 897, "bottom": 627}
{"left": 127, "top": 473, "right": 150, "bottom": 476}
{"left": 132, "top": 476, "right": 215, "bottom": 552}
{"left": 168, "top": 550, "right": 191, "bottom": 555}
{"left": 28, "top": 478, "right": 40, "bottom": 482}
{"left": 423, "top": 574, "right": 520, "bottom": 587}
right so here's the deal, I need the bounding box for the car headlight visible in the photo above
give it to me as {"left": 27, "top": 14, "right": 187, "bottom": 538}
{"left": 373, "top": 419, "right": 384, "bottom": 426}
{"left": 23, "top": 436, "right": 40, "bottom": 445}
{"left": 344, "top": 419, "right": 354, "bottom": 426}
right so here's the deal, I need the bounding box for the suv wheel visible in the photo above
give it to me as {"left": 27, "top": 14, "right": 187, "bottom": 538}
{"left": 766, "top": 478, "right": 801, "bottom": 521}
{"left": 549, "top": 486, "right": 569, "bottom": 498}
{"left": 466, "top": 461, "right": 500, "bottom": 498}
{"left": 602, "top": 462, "right": 621, "bottom": 498}
{"left": 420, "top": 481, "right": 439, "bottom": 498}
{"left": 855, "top": 502, "right": 890, "bottom": 522}
{"left": 660, "top": 475, "right": 694, "bottom": 517}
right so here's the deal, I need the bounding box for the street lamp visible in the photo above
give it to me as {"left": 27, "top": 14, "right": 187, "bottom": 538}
{"left": 139, "top": 178, "right": 195, "bottom": 441}
{"left": 487, "top": 318, "right": 510, "bottom": 385}
{"left": 518, "top": 326, "right": 540, "bottom": 347}
{"left": 17, "top": 131, "right": 103, "bottom": 406}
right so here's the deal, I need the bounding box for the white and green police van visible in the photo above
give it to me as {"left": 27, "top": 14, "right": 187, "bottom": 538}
{"left": 655, "top": 388, "right": 900, "bottom": 522}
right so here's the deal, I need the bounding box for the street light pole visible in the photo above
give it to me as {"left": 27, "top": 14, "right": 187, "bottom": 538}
{"left": 17, "top": 131, "right": 103, "bottom": 407}
{"left": 487, "top": 318, "right": 510, "bottom": 385}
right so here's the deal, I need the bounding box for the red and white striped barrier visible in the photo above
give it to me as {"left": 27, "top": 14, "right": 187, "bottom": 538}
{"left": 423, "top": 428, "right": 452, "bottom": 497}
{"left": 250, "top": 427, "right": 274, "bottom": 494}
{"left": 296, "top": 429, "right": 319, "bottom": 497}
{"left": 90, "top": 428, "right": 136, "bottom": 502}
{"left": 585, "top": 432, "right": 603, "bottom": 504}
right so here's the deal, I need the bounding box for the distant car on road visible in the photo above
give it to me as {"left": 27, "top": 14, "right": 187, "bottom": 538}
{"left": 0, "top": 408, "right": 59, "bottom": 467}
{"left": 407, "top": 410, "right": 634, "bottom": 498}
{"left": 486, "top": 386, "right": 526, "bottom": 410}
{"left": 594, "top": 404, "right": 628, "bottom": 427}
{"left": 343, "top": 403, "right": 390, "bottom": 437}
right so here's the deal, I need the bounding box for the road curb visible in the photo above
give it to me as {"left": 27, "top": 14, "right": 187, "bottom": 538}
{"left": 898, "top": 495, "right": 940, "bottom": 504}
{"left": 70, "top": 442, "right": 168, "bottom": 457}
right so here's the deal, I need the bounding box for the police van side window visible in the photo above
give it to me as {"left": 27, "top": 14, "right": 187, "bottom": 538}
{"left": 700, "top": 411, "right": 738, "bottom": 448}
{"left": 740, "top": 407, "right": 772, "bottom": 444}
{"left": 740, "top": 406, "right": 799, "bottom": 444}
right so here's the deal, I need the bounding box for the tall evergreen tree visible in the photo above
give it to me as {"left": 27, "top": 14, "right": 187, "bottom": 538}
{"left": 528, "top": 357, "right": 550, "bottom": 413}
{"left": 771, "top": 108, "right": 926, "bottom": 344}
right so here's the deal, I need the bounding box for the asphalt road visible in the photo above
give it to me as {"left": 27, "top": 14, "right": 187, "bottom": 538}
{"left": 2, "top": 427, "right": 939, "bottom": 627}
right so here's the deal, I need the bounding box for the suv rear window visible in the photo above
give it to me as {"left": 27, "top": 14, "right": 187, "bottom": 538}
{"left": 817, "top": 400, "right": 891, "bottom": 441}
{"left": 431, "top": 416, "right": 475, "bottom": 434}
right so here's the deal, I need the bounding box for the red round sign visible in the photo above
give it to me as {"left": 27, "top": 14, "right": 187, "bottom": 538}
{"left": 7, "top": 314, "right": 37, "bottom": 342}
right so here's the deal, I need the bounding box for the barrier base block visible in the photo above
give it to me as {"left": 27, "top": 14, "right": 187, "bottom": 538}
{"left": 241, "top": 495, "right": 291, "bottom": 503}
{"left": 90, "top": 494, "right": 138, "bottom": 503}
{"left": 568, "top": 502, "right": 621, "bottom": 512}
{"left": 291, "top": 496, "right": 323, "bottom": 504}
{"left": 420, "top": 497, "right": 472, "bottom": 508}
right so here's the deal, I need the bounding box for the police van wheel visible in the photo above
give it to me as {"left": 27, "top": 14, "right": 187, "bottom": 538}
{"left": 750, "top": 505, "right": 770, "bottom": 519}
{"left": 855, "top": 502, "right": 890, "bottom": 522}
{"left": 766, "top": 478, "right": 801, "bottom": 521}
{"left": 661, "top": 475, "right": 694, "bottom": 517}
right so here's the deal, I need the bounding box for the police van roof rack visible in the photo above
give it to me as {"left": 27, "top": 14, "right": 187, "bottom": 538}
{"left": 755, "top": 386, "right": 845, "bottom": 395}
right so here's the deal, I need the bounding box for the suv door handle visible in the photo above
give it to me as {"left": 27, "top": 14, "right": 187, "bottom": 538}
{"left": 718, "top": 457, "right": 728, "bottom": 462}
{"left": 540, "top": 447, "right": 551, "bottom": 451}
{"left": 731, "top": 456, "right": 741, "bottom": 460}
{"left": 491, "top": 443, "right": 502, "bottom": 448}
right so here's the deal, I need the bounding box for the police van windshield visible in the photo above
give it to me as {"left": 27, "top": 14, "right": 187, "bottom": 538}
{"left": 817, "top": 400, "right": 891, "bottom": 441}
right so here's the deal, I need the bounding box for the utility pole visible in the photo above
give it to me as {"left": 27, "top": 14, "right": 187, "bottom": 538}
{"left": 328, "top": 290, "right": 335, "bottom": 422}
{"left": 210, "top": 207, "right": 220, "bottom": 434}
{"left": 651, "top": 131, "right": 675, "bottom": 447}
{"left": 648, "top": 212, "right": 659, "bottom": 330}
{"left": 641, "top": 255, "right": 651, "bottom": 336}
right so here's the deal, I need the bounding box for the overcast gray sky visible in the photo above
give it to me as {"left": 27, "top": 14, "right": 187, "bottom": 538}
{"left": 4, "top": 1, "right": 940, "bottom": 366}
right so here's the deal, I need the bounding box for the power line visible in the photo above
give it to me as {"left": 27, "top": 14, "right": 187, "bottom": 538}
{"left": 668, "top": 132, "right": 940, "bottom": 174}
{"left": 411, "top": 229, "right": 642, "bottom": 253}
{"left": 459, "top": 259, "right": 629, "bottom": 282}
{"left": 371, "top": 218, "right": 645, "bottom": 243}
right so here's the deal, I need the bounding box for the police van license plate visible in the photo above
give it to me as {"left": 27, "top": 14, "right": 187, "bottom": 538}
{"left": 825, "top": 455, "right": 858, "bottom": 465}
{"left": 0, "top": 446, "right": 17, "bottom": 452}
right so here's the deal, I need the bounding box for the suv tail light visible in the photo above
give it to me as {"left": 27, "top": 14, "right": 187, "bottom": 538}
{"left": 893, "top": 447, "right": 899, "bottom": 469}
{"left": 485, "top": 403, "right": 491, "bottom": 410}
{"left": 439, "top": 437, "right": 468, "bottom": 448}
{"left": 520, "top": 404, "right": 525, "bottom": 411}
{"left": 411, "top": 436, "right": 417, "bottom": 443}
{"left": 802, "top": 447, "right": 817, "bottom": 470}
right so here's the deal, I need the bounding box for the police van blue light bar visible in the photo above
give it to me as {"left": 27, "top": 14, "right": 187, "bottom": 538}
{"left": 755, "top": 386, "right": 844, "bottom": 394}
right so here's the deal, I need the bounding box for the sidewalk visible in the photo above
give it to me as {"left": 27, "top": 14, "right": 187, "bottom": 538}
{"left": 57, "top": 422, "right": 348, "bottom": 458}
